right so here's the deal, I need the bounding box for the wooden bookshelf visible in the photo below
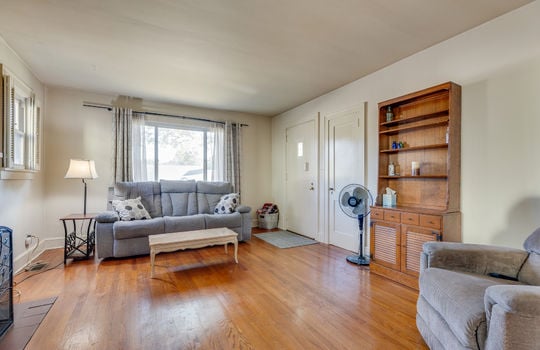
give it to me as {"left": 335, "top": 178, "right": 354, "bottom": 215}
{"left": 370, "top": 82, "right": 462, "bottom": 290}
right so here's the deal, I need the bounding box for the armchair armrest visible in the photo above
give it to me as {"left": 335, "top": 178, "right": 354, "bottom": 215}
{"left": 484, "top": 285, "right": 540, "bottom": 350}
{"left": 421, "top": 242, "right": 528, "bottom": 278}
{"left": 95, "top": 211, "right": 119, "bottom": 224}
{"left": 235, "top": 205, "right": 251, "bottom": 214}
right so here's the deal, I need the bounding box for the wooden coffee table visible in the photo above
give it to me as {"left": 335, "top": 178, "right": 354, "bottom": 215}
{"left": 148, "top": 227, "right": 238, "bottom": 278}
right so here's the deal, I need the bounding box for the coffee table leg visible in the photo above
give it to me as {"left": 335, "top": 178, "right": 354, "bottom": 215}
{"left": 234, "top": 239, "right": 238, "bottom": 263}
{"left": 150, "top": 249, "right": 156, "bottom": 278}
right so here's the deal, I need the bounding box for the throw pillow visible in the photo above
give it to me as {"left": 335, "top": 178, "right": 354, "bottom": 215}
{"left": 214, "top": 193, "right": 240, "bottom": 214}
{"left": 112, "top": 197, "right": 152, "bottom": 221}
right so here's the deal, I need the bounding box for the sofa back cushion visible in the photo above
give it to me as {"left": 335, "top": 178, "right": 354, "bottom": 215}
{"left": 196, "top": 181, "right": 232, "bottom": 214}
{"left": 160, "top": 180, "right": 198, "bottom": 216}
{"left": 113, "top": 181, "right": 162, "bottom": 218}
{"left": 519, "top": 253, "right": 540, "bottom": 285}
{"left": 518, "top": 227, "right": 540, "bottom": 285}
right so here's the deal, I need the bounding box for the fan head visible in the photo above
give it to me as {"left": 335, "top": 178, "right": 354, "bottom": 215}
{"left": 338, "top": 184, "right": 373, "bottom": 218}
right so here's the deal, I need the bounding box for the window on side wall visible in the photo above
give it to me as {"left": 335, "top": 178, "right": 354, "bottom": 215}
{"left": 1, "top": 67, "right": 41, "bottom": 178}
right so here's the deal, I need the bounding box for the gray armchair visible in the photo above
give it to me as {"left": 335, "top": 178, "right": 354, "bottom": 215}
{"left": 417, "top": 228, "right": 540, "bottom": 350}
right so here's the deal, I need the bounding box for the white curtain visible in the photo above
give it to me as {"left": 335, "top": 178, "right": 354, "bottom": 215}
{"left": 132, "top": 112, "right": 147, "bottom": 181}
{"left": 112, "top": 107, "right": 133, "bottom": 182}
{"left": 210, "top": 123, "right": 225, "bottom": 182}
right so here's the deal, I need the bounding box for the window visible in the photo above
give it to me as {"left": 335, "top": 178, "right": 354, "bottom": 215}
{"left": 1, "top": 67, "right": 41, "bottom": 177}
{"left": 142, "top": 123, "right": 217, "bottom": 181}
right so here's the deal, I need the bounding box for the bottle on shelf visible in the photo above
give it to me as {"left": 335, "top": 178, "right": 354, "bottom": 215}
{"left": 386, "top": 106, "right": 394, "bottom": 122}
{"left": 388, "top": 162, "right": 395, "bottom": 176}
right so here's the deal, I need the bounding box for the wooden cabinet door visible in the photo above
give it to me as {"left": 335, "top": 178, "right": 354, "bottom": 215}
{"left": 401, "top": 225, "right": 440, "bottom": 276}
{"left": 370, "top": 221, "right": 401, "bottom": 271}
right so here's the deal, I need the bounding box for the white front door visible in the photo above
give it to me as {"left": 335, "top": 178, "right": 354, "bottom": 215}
{"left": 285, "top": 120, "right": 317, "bottom": 238}
{"left": 326, "top": 106, "right": 366, "bottom": 251}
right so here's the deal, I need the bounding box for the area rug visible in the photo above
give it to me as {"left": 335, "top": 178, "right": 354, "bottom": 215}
{"left": 0, "top": 297, "right": 57, "bottom": 350}
{"left": 254, "top": 231, "right": 318, "bottom": 249}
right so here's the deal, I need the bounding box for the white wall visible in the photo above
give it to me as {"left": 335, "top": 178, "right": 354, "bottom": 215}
{"left": 43, "top": 87, "right": 273, "bottom": 243}
{"left": 0, "top": 37, "right": 46, "bottom": 271}
{"left": 272, "top": 1, "right": 540, "bottom": 249}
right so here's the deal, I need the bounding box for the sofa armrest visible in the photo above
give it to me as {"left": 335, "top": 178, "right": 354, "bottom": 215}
{"left": 422, "top": 242, "right": 528, "bottom": 278}
{"left": 235, "top": 205, "right": 251, "bottom": 214}
{"left": 484, "top": 285, "right": 540, "bottom": 350}
{"left": 95, "top": 211, "right": 120, "bottom": 224}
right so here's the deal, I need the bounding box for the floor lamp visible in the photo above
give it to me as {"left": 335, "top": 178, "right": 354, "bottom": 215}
{"left": 64, "top": 159, "right": 99, "bottom": 215}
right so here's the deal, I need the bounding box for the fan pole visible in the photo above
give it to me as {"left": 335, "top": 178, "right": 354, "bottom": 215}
{"left": 346, "top": 213, "right": 370, "bottom": 265}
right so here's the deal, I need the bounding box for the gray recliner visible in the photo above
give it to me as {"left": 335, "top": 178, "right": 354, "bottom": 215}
{"left": 417, "top": 228, "right": 540, "bottom": 350}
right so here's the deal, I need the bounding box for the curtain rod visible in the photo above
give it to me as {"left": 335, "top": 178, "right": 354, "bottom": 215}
{"left": 82, "top": 102, "right": 248, "bottom": 127}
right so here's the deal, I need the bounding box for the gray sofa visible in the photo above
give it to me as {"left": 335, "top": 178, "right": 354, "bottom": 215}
{"left": 95, "top": 180, "right": 251, "bottom": 259}
{"left": 417, "top": 228, "right": 540, "bottom": 350}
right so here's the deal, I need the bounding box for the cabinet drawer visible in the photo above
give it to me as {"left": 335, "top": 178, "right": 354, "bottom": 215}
{"left": 401, "top": 212, "right": 419, "bottom": 225}
{"left": 420, "top": 215, "right": 441, "bottom": 229}
{"left": 384, "top": 211, "right": 401, "bottom": 223}
{"left": 371, "top": 208, "right": 384, "bottom": 220}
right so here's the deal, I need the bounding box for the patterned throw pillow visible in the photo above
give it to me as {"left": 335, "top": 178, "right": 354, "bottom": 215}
{"left": 111, "top": 197, "right": 152, "bottom": 221}
{"left": 214, "top": 193, "right": 240, "bottom": 214}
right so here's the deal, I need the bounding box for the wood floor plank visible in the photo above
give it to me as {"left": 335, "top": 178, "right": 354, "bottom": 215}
{"left": 12, "top": 229, "right": 427, "bottom": 349}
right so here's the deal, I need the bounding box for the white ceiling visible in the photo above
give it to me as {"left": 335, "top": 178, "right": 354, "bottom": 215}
{"left": 0, "top": 0, "right": 532, "bottom": 116}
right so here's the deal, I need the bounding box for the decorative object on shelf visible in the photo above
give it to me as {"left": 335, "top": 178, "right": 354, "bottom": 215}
{"left": 411, "top": 161, "right": 420, "bottom": 176}
{"left": 338, "top": 184, "right": 373, "bottom": 265}
{"left": 398, "top": 141, "right": 404, "bottom": 149}
{"left": 388, "top": 162, "right": 395, "bottom": 176}
{"left": 391, "top": 141, "right": 398, "bottom": 149}
{"left": 64, "top": 159, "right": 98, "bottom": 215}
{"left": 386, "top": 106, "right": 394, "bottom": 122}
{"left": 382, "top": 187, "right": 397, "bottom": 207}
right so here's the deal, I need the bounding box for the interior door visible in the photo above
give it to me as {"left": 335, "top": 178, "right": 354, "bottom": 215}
{"left": 285, "top": 120, "right": 317, "bottom": 238}
{"left": 326, "top": 106, "right": 366, "bottom": 251}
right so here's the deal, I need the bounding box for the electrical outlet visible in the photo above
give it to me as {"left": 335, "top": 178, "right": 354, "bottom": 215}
{"left": 25, "top": 235, "right": 32, "bottom": 249}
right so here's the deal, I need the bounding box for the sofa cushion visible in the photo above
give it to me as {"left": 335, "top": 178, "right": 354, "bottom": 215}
{"left": 163, "top": 215, "right": 205, "bottom": 233}
{"left": 518, "top": 253, "right": 540, "bottom": 285}
{"left": 160, "top": 180, "right": 198, "bottom": 216}
{"left": 420, "top": 268, "right": 520, "bottom": 349}
{"left": 114, "top": 181, "right": 163, "bottom": 217}
{"left": 113, "top": 217, "right": 165, "bottom": 240}
{"left": 196, "top": 181, "right": 232, "bottom": 214}
{"left": 112, "top": 197, "right": 152, "bottom": 221}
{"left": 204, "top": 212, "right": 242, "bottom": 229}
{"left": 214, "top": 193, "right": 240, "bottom": 214}
{"left": 524, "top": 227, "right": 540, "bottom": 254}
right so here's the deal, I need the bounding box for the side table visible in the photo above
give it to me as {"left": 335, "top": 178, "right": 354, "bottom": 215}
{"left": 60, "top": 213, "right": 97, "bottom": 264}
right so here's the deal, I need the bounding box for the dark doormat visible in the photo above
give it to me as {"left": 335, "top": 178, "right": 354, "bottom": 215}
{"left": 0, "top": 297, "right": 57, "bottom": 350}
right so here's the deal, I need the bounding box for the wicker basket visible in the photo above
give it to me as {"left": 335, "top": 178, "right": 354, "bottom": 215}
{"left": 258, "top": 213, "right": 279, "bottom": 229}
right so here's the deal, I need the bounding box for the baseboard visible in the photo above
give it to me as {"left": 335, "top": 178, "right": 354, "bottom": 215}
{"left": 14, "top": 236, "right": 64, "bottom": 274}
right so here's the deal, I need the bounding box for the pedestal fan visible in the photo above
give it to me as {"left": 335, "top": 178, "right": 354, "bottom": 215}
{"left": 338, "top": 184, "right": 373, "bottom": 265}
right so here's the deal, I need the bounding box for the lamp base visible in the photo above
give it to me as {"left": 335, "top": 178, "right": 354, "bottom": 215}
{"left": 346, "top": 255, "right": 370, "bottom": 265}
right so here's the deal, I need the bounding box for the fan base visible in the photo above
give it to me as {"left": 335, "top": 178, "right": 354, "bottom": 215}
{"left": 346, "top": 255, "right": 370, "bottom": 265}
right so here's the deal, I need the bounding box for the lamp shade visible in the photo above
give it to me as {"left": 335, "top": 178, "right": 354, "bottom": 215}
{"left": 64, "top": 159, "right": 98, "bottom": 179}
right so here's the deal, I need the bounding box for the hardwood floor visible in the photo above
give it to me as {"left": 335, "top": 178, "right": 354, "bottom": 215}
{"left": 13, "top": 229, "right": 428, "bottom": 350}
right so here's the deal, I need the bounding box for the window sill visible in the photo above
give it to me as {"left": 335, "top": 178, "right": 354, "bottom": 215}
{"left": 0, "top": 169, "right": 36, "bottom": 180}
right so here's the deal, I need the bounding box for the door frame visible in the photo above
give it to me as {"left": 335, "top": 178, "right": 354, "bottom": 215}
{"left": 284, "top": 117, "right": 320, "bottom": 239}
{"left": 322, "top": 103, "right": 368, "bottom": 245}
